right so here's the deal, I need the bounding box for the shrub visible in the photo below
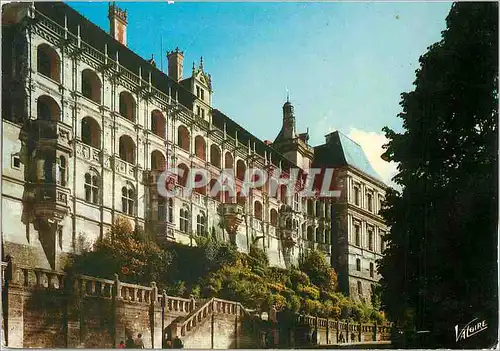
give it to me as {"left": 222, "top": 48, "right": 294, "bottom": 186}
{"left": 299, "top": 250, "right": 338, "bottom": 292}
{"left": 298, "top": 285, "right": 320, "bottom": 300}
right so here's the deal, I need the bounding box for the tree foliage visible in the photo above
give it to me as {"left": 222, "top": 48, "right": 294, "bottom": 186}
{"left": 299, "top": 250, "right": 338, "bottom": 292}
{"left": 65, "top": 216, "right": 172, "bottom": 288}
{"left": 379, "top": 3, "right": 497, "bottom": 348}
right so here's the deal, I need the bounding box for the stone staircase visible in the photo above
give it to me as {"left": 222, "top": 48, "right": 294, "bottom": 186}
{"left": 168, "top": 297, "right": 251, "bottom": 346}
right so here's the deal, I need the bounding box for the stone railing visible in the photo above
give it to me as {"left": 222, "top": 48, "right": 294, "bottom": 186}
{"left": 171, "top": 297, "right": 246, "bottom": 338}
{"left": 165, "top": 295, "right": 195, "bottom": 314}
{"left": 296, "top": 314, "right": 392, "bottom": 343}
{"left": 117, "top": 281, "right": 156, "bottom": 304}
{"left": 114, "top": 157, "right": 136, "bottom": 179}
{"left": 76, "top": 141, "right": 101, "bottom": 164}
{"left": 73, "top": 274, "right": 115, "bottom": 299}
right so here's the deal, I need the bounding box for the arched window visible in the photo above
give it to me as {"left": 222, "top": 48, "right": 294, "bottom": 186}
{"left": 279, "top": 184, "right": 287, "bottom": 203}
{"left": 119, "top": 135, "right": 136, "bottom": 164}
{"left": 177, "top": 163, "right": 189, "bottom": 188}
{"left": 151, "top": 150, "right": 166, "bottom": 171}
{"left": 307, "top": 226, "right": 314, "bottom": 241}
{"left": 270, "top": 209, "right": 278, "bottom": 226}
{"left": 356, "top": 258, "right": 361, "bottom": 271}
{"left": 224, "top": 152, "right": 233, "bottom": 170}
{"left": 179, "top": 207, "right": 189, "bottom": 233}
{"left": 37, "top": 44, "right": 60, "bottom": 82}
{"left": 236, "top": 160, "right": 246, "bottom": 181}
{"left": 316, "top": 201, "right": 322, "bottom": 217}
{"left": 167, "top": 198, "right": 174, "bottom": 223}
{"left": 177, "top": 125, "right": 190, "bottom": 151}
{"left": 151, "top": 110, "right": 166, "bottom": 138}
{"left": 81, "top": 69, "right": 101, "bottom": 103}
{"left": 197, "top": 212, "right": 206, "bottom": 236}
{"left": 158, "top": 197, "right": 166, "bottom": 221}
{"left": 56, "top": 156, "right": 66, "bottom": 186}
{"left": 234, "top": 191, "right": 244, "bottom": 207}
{"left": 254, "top": 201, "right": 263, "bottom": 220}
{"left": 194, "top": 136, "right": 206, "bottom": 160}
{"left": 268, "top": 178, "right": 278, "bottom": 199}
{"left": 370, "top": 262, "right": 374, "bottom": 278}
{"left": 315, "top": 227, "right": 323, "bottom": 243}
{"left": 210, "top": 145, "right": 221, "bottom": 168}
{"left": 84, "top": 172, "right": 99, "bottom": 204}
{"left": 222, "top": 189, "right": 234, "bottom": 204}
{"left": 210, "top": 179, "right": 221, "bottom": 202}
{"left": 81, "top": 117, "right": 101, "bottom": 148}
{"left": 119, "top": 91, "right": 136, "bottom": 122}
{"left": 121, "top": 184, "right": 135, "bottom": 216}
{"left": 37, "top": 95, "right": 60, "bottom": 121}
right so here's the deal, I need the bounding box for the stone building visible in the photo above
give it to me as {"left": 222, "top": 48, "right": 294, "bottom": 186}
{"left": 1, "top": 2, "right": 386, "bottom": 301}
{"left": 313, "top": 131, "right": 388, "bottom": 302}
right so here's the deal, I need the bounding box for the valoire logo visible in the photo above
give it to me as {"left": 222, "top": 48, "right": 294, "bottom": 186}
{"left": 455, "top": 318, "right": 488, "bottom": 342}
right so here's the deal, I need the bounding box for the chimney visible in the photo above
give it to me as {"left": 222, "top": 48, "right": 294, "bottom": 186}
{"left": 325, "top": 131, "right": 337, "bottom": 144}
{"left": 108, "top": 3, "right": 128, "bottom": 46}
{"left": 167, "top": 48, "right": 184, "bottom": 82}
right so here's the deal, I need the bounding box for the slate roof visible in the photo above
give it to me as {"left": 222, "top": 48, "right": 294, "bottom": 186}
{"left": 313, "top": 131, "right": 385, "bottom": 185}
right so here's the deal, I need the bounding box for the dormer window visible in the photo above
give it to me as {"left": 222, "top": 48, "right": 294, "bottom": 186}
{"left": 201, "top": 89, "right": 205, "bottom": 101}
{"left": 196, "top": 86, "right": 201, "bottom": 98}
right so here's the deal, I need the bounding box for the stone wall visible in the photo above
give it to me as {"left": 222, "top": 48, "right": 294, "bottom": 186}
{"left": 1, "top": 263, "right": 260, "bottom": 349}
{"left": 1, "top": 262, "right": 390, "bottom": 349}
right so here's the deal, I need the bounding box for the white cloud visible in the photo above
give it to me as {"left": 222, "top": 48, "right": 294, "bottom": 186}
{"left": 347, "top": 128, "right": 399, "bottom": 188}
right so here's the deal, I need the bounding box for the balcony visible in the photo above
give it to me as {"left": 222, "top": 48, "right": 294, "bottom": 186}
{"left": 154, "top": 222, "right": 175, "bottom": 242}
{"left": 22, "top": 120, "right": 72, "bottom": 154}
{"left": 76, "top": 141, "right": 101, "bottom": 164}
{"left": 280, "top": 228, "right": 298, "bottom": 247}
{"left": 26, "top": 183, "right": 70, "bottom": 221}
{"left": 114, "top": 157, "right": 137, "bottom": 179}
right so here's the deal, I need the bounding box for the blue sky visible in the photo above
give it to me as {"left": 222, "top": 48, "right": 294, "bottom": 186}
{"left": 69, "top": 1, "right": 452, "bottom": 185}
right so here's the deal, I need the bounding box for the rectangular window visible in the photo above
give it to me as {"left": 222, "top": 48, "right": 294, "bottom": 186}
{"left": 196, "top": 86, "right": 200, "bottom": 98}
{"left": 354, "top": 224, "right": 360, "bottom": 246}
{"left": 367, "top": 193, "right": 373, "bottom": 212}
{"left": 354, "top": 186, "right": 360, "bottom": 206}
{"left": 201, "top": 89, "right": 205, "bottom": 101}
{"left": 196, "top": 106, "right": 201, "bottom": 117}
{"left": 370, "top": 262, "right": 374, "bottom": 278}
{"left": 380, "top": 233, "right": 385, "bottom": 252}
{"left": 368, "top": 230, "right": 373, "bottom": 251}
{"left": 201, "top": 109, "right": 205, "bottom": 119}
{"left": 12, "top": 155, "right": 20, "bottom": 169}
{"left": 356, "top": 258, "right": 361, "bottom": 271}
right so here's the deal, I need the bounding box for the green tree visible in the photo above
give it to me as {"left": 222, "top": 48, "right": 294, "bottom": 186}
{"left": 299, "top": 250, "right": 338, "bottom": 292}
{"left": 379, "top": 3, "right": 498, "bottom": 348}
{"left": 66, "top": 216, "right": 172, "bottom": 288}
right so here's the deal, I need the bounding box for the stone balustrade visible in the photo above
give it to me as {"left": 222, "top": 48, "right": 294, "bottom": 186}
{"left": 76, "top": 141, "right": 101, "bottom": 164}
{"left": 74, "top": 274, "right": 115, "bottom": 298}
{"left": 172, "top": 297, "right": 245, "bottom": 338}
{"left": 118, "top": 281, "right": 156, "bottom": 304}
{"left": 165, "top": 295, "right": 194, "bottom": 313}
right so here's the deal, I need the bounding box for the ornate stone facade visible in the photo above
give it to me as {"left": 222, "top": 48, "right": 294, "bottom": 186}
{"left": 2, "top": 2, "right": 385, "bottom": 301}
